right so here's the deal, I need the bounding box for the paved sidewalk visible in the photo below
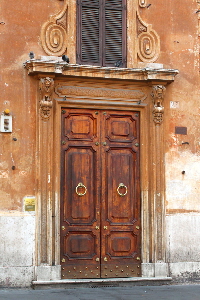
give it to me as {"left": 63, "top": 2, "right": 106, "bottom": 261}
{"left": 0, "top": 285, "right": 200, "bottom": 300}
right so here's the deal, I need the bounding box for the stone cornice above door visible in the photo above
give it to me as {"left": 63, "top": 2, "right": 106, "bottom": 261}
{"left": 24, "top": 59, "right": 178, "bottom": 83}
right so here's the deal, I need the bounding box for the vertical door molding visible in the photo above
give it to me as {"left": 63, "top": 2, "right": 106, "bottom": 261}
{"left": 36, "top": 76, "right": 55, "bottom": 274}
{"left": 150, "top": 85, "right": 167, "bottom": 273}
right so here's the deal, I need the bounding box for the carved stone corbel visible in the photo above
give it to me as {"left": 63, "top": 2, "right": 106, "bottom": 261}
{"left": 151, "top": 85, "right": 166, "bottom": 125}
{"left": 40, "top": 0, "right": 68, "bottom": 56}
{"left": 136, "top": 12, "right": 160, "bottom": 63}
{"left": 39, "top": 77, "right": 54, "bottom": 120}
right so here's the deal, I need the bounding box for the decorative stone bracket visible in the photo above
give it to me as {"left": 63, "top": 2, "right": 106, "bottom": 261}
{"left": 151, "top": 85, "right": 166, "bottom": 124}
{"left": 39, "top": 77, "right": 54, "bottom": 120}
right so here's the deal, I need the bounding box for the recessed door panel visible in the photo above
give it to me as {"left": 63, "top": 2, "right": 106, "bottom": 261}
{"left": 61, "top": 109, "right": 141, "bottom": 279}
{"left": 106, "top": 148, "right": 136, "bottom": 224}
{"left": 61, "top": 109, "right": 100, "bottom": 279}
{"left": 106, "top": 232, "right": 138, "bottom": 257}
{"left": 64, "top": 231, "right": 97, "bottom": 259}
{"left": 64, "top": 112, "right": 97, "bottom": 141}
{"left": 105, "top": 114, "right": 137, "bottom": 143}
{"left": 64, "top": 147, "right": 96, "bottom": 224}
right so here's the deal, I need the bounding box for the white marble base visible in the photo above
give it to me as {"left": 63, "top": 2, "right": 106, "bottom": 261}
{"left": 35, "top": 265, "right": 61, "bottom": 281}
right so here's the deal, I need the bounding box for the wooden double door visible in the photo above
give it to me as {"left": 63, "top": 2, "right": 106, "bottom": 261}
{"left": 60, "top": 108, "right": 141, "bottom": 279}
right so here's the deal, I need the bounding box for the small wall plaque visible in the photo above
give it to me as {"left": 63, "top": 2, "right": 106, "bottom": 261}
{"left": 24, "top": 196, "right": 36, "bottom": 211}
{"left": 170, "top": 101, "right": 179, "bottom": 109}
{"left": 175, "top": 126, "right": 187, "bottom": 135}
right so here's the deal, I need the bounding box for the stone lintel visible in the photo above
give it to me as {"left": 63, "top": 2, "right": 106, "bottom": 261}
{"left": 24, "top": 60, "right": 179, "bottom": 83}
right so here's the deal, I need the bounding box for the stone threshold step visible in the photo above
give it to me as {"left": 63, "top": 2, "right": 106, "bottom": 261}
{"left": 32, "top": 277, "right": 172, "bottom": 289}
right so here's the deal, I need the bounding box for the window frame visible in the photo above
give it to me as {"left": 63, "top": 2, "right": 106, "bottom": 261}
{"left": 76, "top": 0, "right": 127, "bottom": 68}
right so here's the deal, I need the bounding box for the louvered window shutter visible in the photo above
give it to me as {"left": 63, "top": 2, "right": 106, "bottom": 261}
{"left": 103, "top": 0, "right": 126, "bottom": 67}
{"left": 77, "top": 0, "right": 126, "bottom": 67}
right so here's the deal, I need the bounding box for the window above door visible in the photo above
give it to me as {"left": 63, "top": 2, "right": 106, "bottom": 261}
{"left": 76, "top": 0, "right": 127, "bottom": 67}
{"left": 40, "top": 0, "right": 163, "bottom": 68}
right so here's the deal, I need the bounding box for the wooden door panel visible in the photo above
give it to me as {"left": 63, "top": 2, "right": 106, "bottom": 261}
{"left": 106, "top": 148, "right": 137, "bottom": 224}
{"left": 100, "top": 261, "right": 141, "bottom": 278}
{"left": 64, "top": 112, "right": 97, "bottom": 141}
{"left": 105, "top": 231, "right": 138, "bottom": 258}
{"left": 61, "top": 109, "right": 101, "bottom": 279}
{"left": 64, "top": 147, "right": 96, "bottom": 224}
{"left": 101, "top": 111, "right": 141, "bottom": 278}
{"left": 64, "top": 231, "right": 97, "bottom": 259}
{"left": 105, "top": 114, "right": 137, "bottom": 143}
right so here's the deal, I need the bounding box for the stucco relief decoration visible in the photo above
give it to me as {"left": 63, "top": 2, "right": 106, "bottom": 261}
{"left": 136, "top": 13, "right": 160, "bottom": 63}
{"left": 40, "top": 0, "right": 68, "bottom": 56}
{"left": 55, "top": 85, "right": 147, "bottom": 102}
{"left": 139, "top": 0, "right": 146, "bottom": 8}
{"left": 151, "top": 85, "right": 166, "bottom": 125}
{"left": 39, "top": 77, "right": 54, "bottom": 120}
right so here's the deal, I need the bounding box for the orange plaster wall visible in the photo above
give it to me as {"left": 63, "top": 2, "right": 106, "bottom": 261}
{"left": 139, "top": 1, "right": 200, "bottom": 213}
{"left": 0, "top": 0, "right": 200, "bottom": 213}
{"left": 0, "top": 0, "right": 63, "bottom": 211}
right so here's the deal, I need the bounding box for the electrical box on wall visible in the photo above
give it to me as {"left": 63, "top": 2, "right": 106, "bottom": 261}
{"left": 0, "top": 114, "right": 12, "bottom": 132}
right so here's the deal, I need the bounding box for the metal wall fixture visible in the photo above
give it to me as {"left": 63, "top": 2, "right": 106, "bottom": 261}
{"left": 0, "top": 109, "right": 12, "bottom": 133}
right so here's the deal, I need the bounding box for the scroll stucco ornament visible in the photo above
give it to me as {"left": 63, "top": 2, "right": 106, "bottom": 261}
{"left": 137, "top": 12, "right": 160, "bottom": 63}
{"left": 40, "top": 0, "right": 68, "bottom": 56}
{"left": 151, "top": 85, "right": 166, "bottom": 125}
{"left": 39, "top": 77, "right": 54, "bottom": 120}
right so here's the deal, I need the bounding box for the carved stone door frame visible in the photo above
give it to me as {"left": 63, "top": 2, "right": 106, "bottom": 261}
{"left": 25, "top": 61, "right": 178, "bottom": 281}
